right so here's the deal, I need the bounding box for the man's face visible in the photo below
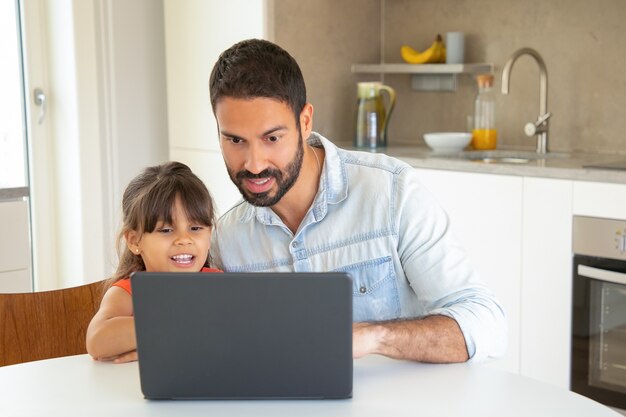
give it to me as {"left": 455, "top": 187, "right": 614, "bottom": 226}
{"left": 215, "top": 97, "right": 305, "bottom": 207}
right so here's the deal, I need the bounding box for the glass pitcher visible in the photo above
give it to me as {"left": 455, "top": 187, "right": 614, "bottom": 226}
{"left": 354, "top": 82, "right": 396, "bottom": 149}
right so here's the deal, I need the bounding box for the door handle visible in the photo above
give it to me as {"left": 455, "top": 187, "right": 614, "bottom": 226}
{"left": 578, "top": 264, "right": 626, "bottom": 285}
{"left": 33, "top": 88, "right": 46, "bottom": 125}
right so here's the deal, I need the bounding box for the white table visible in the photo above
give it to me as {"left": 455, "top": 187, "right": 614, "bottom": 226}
{"left": 0, "top": 354, "right": 620, "bottom": 416}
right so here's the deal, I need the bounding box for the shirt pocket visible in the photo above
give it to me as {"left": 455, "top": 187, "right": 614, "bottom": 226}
{"left": 334, "top": 256, "right": 400, "bottom": 322}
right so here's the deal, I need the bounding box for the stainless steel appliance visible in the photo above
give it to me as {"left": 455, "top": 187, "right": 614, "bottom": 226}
{"left": 572, "top": 216, "right": 626, "bottom": 412}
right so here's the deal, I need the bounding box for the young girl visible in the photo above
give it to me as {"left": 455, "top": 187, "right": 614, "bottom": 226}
{"left": 86, "top": 161, "right": 221, "bottom": 363}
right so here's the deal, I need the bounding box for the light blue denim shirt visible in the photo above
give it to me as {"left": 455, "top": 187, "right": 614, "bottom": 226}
{"left": 212, "top": 132, "right": 507, "bottom": 361}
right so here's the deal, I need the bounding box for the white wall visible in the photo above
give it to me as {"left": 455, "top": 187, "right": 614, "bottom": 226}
{"left": 97, "top": 0, "right": 169, "bottom": 276}
{"left": 27, "top": 0, "right": 168, "bottom": 289}
{"left": 164, "top": 0, "right": 272, "bottom": 216}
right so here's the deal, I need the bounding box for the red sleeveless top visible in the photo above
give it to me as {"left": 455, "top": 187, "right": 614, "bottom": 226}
{"left": 112, "top": 267, "right": 223, "bottom": 295}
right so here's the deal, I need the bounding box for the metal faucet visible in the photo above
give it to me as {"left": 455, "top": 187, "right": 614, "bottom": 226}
{"left": 501, "top": 48, "right": 551, "bottom": 154}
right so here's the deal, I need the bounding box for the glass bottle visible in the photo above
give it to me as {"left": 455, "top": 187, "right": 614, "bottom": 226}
{"left": 472, "top": 74, "right": 497, "bottom": 150}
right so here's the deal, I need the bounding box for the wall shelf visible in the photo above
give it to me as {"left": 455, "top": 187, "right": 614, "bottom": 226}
{"left": 351, "top": 63, "right": 494, "bottom": 91}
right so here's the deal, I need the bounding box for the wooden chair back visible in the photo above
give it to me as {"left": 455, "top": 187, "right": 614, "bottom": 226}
{"left": 0, "top": 280, "right": 105, "bottom": 367}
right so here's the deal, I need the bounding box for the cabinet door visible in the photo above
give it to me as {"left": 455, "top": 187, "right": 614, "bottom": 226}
{"left": 415, "top": 168, "right": 523, "bottom": 373}
{"left": 521, "top": 177, "right": 573, "bottom": 389}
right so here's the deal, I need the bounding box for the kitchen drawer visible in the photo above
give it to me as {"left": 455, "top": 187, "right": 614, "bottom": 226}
{"left": 573, "top": 181, "right": 626, "bottom": 219}
{"left": 0, "top": 199, "right": 31, "bottom": 273}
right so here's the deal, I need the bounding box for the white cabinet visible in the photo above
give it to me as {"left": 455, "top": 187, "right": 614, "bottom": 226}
{"left": 573, "top": 181, "right": 626, "bottom": 219}
{"left": 521, "top": 178, "right": 573, "bottom": 389}
{"left": 415, "top": 169, "right": 576, "bottom": 389}
{"left": 415, "top": 168, "right": 523, "bottom": 374}
{"left": 0, "top": 199, "right": 32, "bottom": 292}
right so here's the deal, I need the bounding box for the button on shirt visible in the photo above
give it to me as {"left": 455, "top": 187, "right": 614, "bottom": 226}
{"left": 212, "top": 132, "right": 507, "bottom": 362}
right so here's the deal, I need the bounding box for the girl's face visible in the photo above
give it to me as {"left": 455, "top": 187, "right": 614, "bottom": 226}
{"left": 126, "top": 196, "right": 211, "bottom": 272}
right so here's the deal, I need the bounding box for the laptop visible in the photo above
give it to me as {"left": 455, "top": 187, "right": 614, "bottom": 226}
{"left": 131, "top": 271, "right": 353, "bottom": 400}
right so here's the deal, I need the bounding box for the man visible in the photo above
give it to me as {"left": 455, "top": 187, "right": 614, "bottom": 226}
{"left": 209, "top": 39, "right": 506, "bottom": 363}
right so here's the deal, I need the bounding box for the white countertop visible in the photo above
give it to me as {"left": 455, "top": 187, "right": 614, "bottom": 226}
{"left": 345, "top": 143, "right": 626, "bottom": 184}
{"left": 0, "top": 354, "right": 620, "bottom": 416}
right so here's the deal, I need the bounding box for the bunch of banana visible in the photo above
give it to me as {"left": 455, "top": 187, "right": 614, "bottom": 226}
{"left": 400, "top": 34, "right": 446, "bottom": 64}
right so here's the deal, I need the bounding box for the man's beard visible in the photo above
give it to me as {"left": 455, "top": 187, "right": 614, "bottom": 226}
{"left": 228, "top": 134, "right": 304, "bottom": 207}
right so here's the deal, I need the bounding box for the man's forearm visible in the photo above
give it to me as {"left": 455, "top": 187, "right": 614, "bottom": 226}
{"left": 353, "top": 315, "right": 469, "bottom": 363}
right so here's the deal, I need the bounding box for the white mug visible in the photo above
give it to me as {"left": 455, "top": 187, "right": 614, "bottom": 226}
{"left": 446, "top": 32, "right": 465, "bottom": 64}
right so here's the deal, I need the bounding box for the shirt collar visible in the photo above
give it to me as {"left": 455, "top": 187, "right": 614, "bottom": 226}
{"left": 307, "top": 132, "right": 348, "bottom": 206}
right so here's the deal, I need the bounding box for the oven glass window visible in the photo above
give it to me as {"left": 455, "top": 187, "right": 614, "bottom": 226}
{"left": 589, "top": 280, "right": 626, "bottom": 394}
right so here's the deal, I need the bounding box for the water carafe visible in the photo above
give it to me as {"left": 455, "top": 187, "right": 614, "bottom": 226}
{"left": 354, "top": 82, "right": 396, "bottom": 149}
{"left": 472, "top": 74, "right": 497, "bottom": 150}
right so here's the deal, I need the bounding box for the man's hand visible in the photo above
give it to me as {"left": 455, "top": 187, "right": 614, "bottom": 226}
{"left": 352, "top": 316, "right": 469, "bottom": 363}
{"left": 352, "top": 322, "right": 383, "bottom": 359}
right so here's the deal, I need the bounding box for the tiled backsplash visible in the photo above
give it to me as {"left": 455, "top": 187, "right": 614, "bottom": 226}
{"left": 274, "top": 0, "right": 626, "bottom": 154}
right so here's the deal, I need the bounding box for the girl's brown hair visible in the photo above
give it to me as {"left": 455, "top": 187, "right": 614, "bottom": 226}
{"left": 106, "top": 161, "right": 216, "bottom": 287}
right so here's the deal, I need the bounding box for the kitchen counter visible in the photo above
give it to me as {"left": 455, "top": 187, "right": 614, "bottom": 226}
{"left": 344, "top": 144, "right": 626, "bottom": 184}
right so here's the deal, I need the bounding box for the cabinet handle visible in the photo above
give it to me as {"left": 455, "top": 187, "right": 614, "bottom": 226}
{"left": 578, "top": 265, "right": 626, "bottom": 285}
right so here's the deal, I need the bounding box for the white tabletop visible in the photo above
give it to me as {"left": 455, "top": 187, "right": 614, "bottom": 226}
{"left": 0, "top": 354, "right": 620, "bottom": 417}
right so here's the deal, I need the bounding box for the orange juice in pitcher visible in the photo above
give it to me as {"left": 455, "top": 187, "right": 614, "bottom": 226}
{"left": 472, "top": 74, "right": 497, "bottom": 150}
{"left": 472, "top": 128, "right": 498, "bottom": 150}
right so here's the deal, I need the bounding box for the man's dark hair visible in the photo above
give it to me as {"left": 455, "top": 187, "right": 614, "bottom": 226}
{"left": 209, "top": 39, "right": 307, "bottom": 122}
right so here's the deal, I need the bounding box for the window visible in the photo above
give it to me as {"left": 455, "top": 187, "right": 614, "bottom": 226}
{"left": 0, "top": 0, "right": 28, "bottom": 188}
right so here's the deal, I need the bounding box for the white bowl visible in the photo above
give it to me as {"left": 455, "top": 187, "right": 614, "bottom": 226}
{"left": 423, "top": 132, "right": 472, "bottom": 153}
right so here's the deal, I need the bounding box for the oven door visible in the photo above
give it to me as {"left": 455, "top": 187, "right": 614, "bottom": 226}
{"left": 571, "top": 254, "right": 626, "bottom": 410}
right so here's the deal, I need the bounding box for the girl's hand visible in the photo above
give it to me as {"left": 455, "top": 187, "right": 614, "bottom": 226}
{"left": 113, "top": 350, "right": 138, "bottom": 364}
{"left": 86, "top": 287, "right": 137, "bottom": 361}
{"left": 93, "top": 349, "right": 138, "bottom": 364}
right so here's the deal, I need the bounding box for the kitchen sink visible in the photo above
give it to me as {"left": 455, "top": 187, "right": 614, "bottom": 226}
{"left": 455, "top": 150, "right": 570, "bottom": 164}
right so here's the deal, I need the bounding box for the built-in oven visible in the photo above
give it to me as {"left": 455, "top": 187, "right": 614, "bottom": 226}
{"left": 571, "top": 216, "right": 626, "bottom": 412}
